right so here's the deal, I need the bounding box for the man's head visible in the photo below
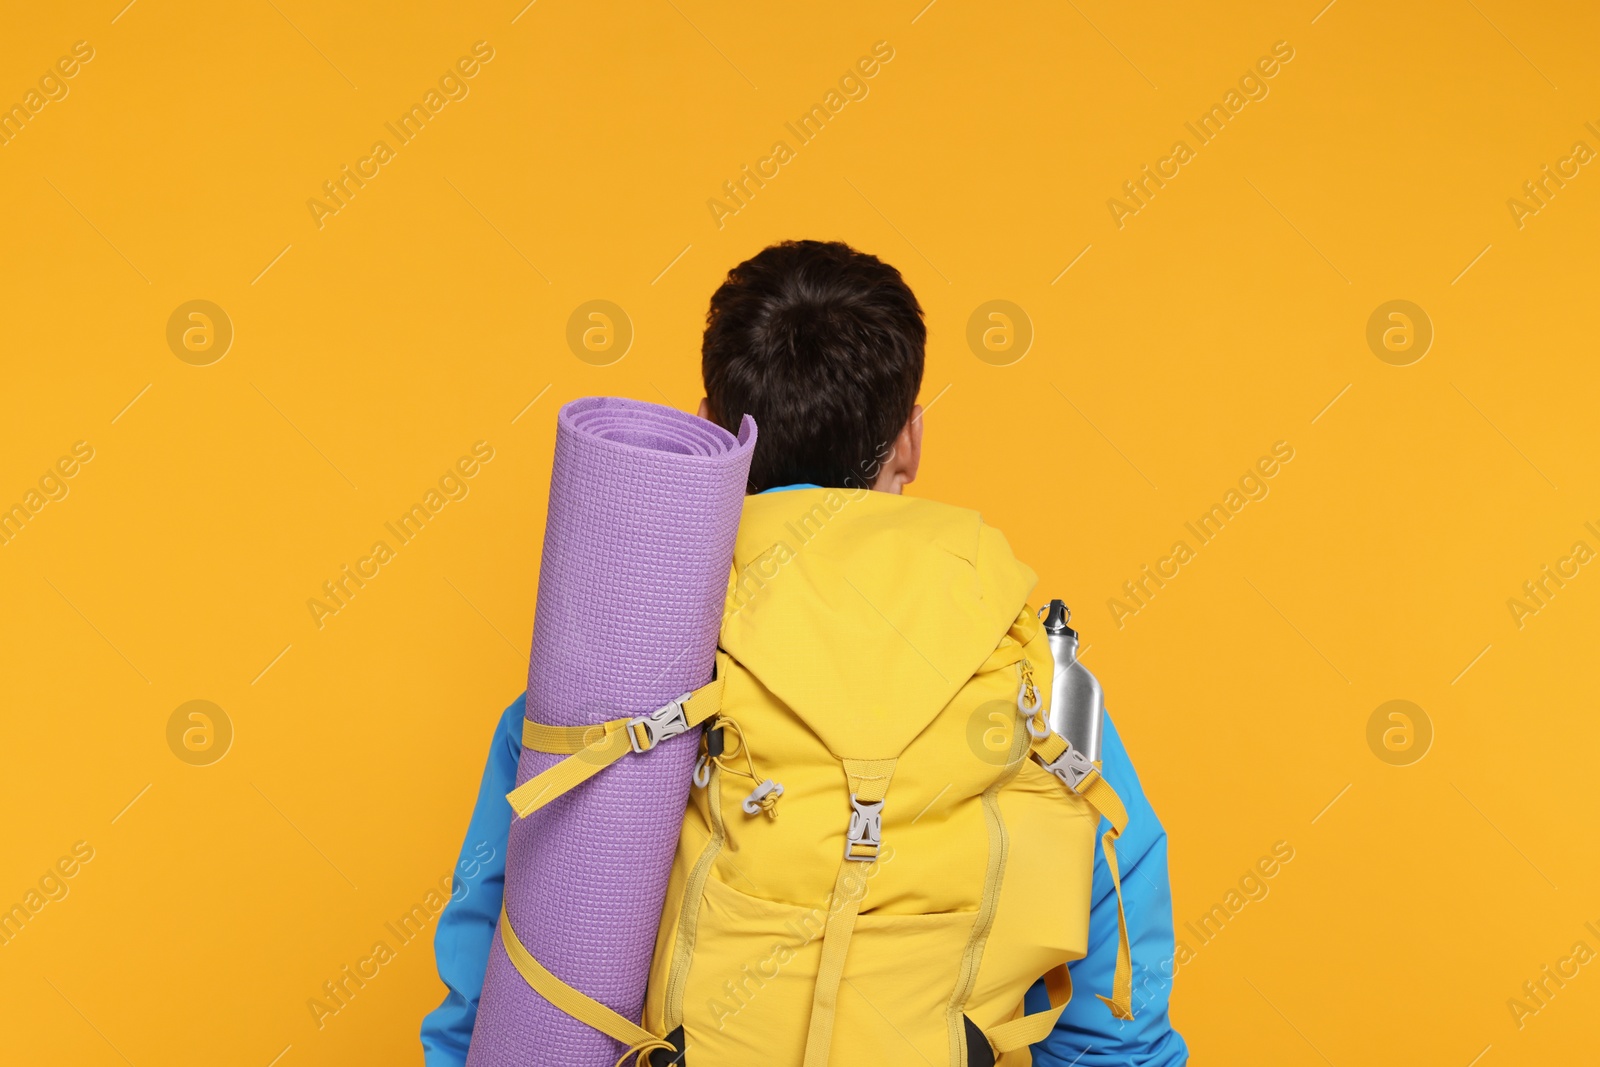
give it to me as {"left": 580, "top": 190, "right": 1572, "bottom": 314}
{"left": 699, "top": 240, "right": 926, "bottom": 494}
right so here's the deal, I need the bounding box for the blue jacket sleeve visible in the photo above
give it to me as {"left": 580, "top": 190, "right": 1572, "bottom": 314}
{"left": 1027, "top": 711, "right": 1188, "bottom": 1065}
{"left": 420, "top": 696, "right": 524, "bottom": 1067}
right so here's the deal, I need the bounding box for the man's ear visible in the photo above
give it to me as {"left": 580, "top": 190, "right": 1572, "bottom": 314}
{"left": 696, "top": 397, "right": 711, "bottom": 420}
{"left": 872, "top": 405, "right": 923, "bottom": 494}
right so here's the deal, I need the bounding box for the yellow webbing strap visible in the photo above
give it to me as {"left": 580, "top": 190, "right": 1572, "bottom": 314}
{"left": 802, "top": 757, "right": 897, "bottom": 1067}
{"left": 1030, "top": 729, "right": 1068, "bottom": 765}
{"left": 505, "top": 674, "right": 724, "bottom": 819}
{"left": 521, "top": 719, "right": 604, "bottom": 754}
{"left": 985, "top": 964, "right": 1072, "bottom": 1052}
{"left": 1029, "top": 732, "right": 1135, "bottom": 1021}
{"left": 498, "top": 905, "right": 670, "bottom": 1066}
{"left": 1079, "top": 770, "right": 1134, "bottom": 1020}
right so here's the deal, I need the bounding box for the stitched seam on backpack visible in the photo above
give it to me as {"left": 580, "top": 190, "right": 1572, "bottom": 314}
{"left": 665, "top": 760, "right": 726, "bottom": 1032}
{"left": 944, "top": 676, "right": 1032, "bottom": 1066}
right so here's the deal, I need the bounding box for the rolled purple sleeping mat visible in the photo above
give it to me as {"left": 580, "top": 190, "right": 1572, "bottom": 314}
{"left": 467, "top": 396, "right": 756, "bottom": 1066}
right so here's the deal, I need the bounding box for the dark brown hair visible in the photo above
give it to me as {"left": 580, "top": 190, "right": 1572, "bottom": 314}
{"left": 701, "top": 240, "right": 926, "bottom": 493}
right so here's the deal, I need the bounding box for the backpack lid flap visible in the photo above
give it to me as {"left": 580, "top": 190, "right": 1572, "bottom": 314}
{"left": 721, "top": 489, "right": 1036, "bottom": 760}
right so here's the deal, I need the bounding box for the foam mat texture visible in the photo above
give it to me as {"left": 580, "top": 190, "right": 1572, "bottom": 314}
{"left": 467, "top": 396, "right": 756, "bottom": 1066}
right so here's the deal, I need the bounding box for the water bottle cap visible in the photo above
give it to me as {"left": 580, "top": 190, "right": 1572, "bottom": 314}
{"left": 1040, "top": 599, "right": 1079, "bottom": 639}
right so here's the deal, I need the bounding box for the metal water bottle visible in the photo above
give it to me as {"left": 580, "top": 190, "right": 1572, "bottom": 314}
{"left": 1042, "top": 599, "right": 1103, "bottom": 762}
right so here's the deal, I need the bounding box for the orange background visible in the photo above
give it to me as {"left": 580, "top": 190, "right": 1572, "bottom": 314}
{"left": 2, "top": 1, "right": 1597, "bottom": 1064}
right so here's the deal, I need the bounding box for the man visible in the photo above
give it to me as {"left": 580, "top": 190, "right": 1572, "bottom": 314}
{"left": 424, "top": 240, "right": 1187, "bottom": 1065}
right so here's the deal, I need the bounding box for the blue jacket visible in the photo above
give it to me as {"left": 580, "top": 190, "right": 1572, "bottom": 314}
{"left": 422, "top": 699, "right": 1187, "bottom": 1064}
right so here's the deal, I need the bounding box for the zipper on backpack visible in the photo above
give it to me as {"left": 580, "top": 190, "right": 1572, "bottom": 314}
{"left": 664, "top": 759, "right": 728, "bottom": 1030}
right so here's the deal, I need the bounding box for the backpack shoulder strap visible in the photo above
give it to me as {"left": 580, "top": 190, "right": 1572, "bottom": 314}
{"left": 982, "top": 732, "right": 1133, "bottom": 1057}
{"left": 1027, "top": 724, "right": 1135, "bottom": 1022}
{"left": 985, "top": 963, "right": 1072, "bottom": 1052}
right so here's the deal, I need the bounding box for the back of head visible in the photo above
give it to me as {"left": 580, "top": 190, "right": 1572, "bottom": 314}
{"left": 701, "top": 240, "right": 925, "bottom": 492}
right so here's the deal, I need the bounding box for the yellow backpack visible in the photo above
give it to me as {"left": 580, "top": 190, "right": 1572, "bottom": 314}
{"left": 497, "top": 490, "right": 1131, "bottom": 1067}
{"left": 642, "top": 490, "right": 1132, "bottom": 1066}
